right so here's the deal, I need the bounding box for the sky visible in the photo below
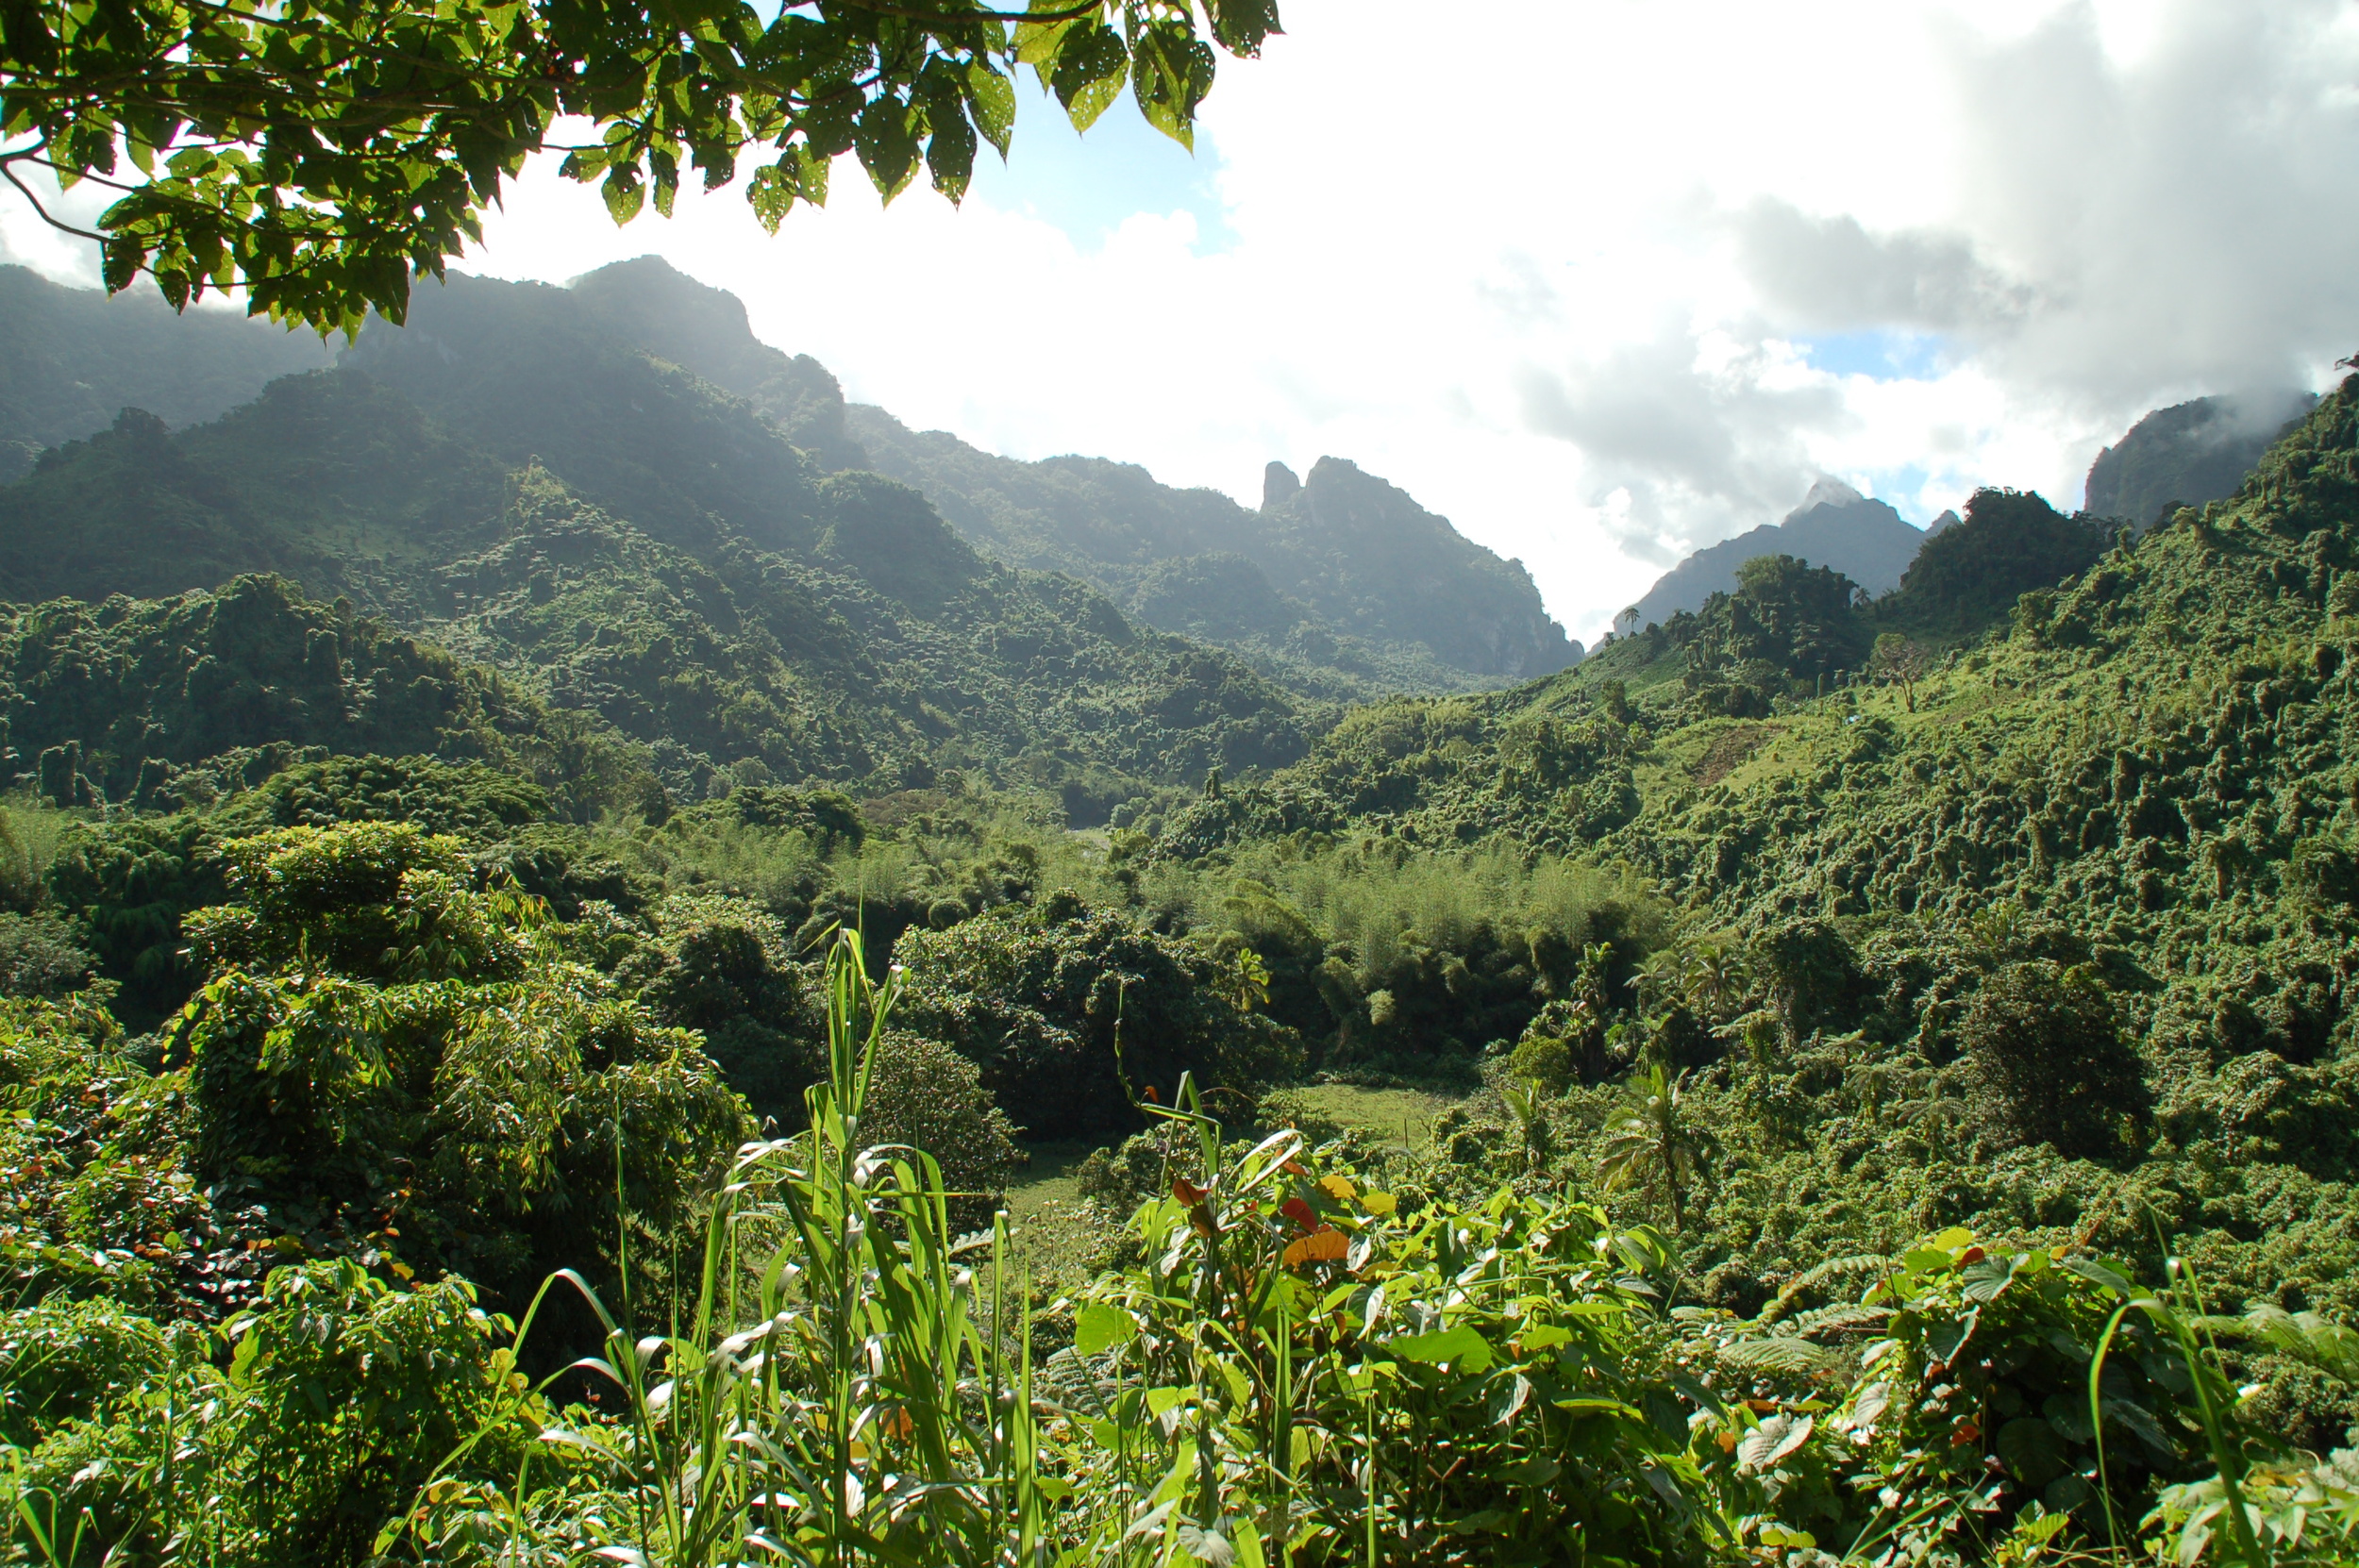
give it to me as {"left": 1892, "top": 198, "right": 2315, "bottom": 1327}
{"left": 9, "top": 0, "right": 2359, "bottom": 643}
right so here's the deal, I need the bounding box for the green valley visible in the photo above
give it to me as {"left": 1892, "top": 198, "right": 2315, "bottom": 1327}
{"left": 3, "top": 263, "right": 2357, "bottom": 1568}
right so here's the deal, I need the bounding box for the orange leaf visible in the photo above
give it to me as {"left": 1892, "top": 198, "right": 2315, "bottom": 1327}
{"left": 1142, "top": 1084, "right": 1160, "bottom": 1103}
{"left": 1950, "top": 1416, "right": 1982, "bottom": 1447}
{"left": 1281, "top": 1158, "right": 1309, "bottom": 1176}
{"left": 1281, "top": 1226, "right": 1349, "bottom": 1268}
{"left": 1280, "top": 1196, "right": 1316, "bottom": 1234}
{"left": 1172, "top": 1176, "right": 1209, "bottom": 1206}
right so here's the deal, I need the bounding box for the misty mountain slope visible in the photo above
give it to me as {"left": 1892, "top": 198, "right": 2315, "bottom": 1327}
{"left": 847, "top": 404, "right": 1581, "bottom": 684}
{"left": 2084, "top": 390, "right": 2316, "bottom": 529}
{"left": 0, "top": 271, "right": 1320, "bottom": 805}
{"left": 0, "top": 255, "right": 1578, "bottom": 699}
{"left": 567, "top": 255, "right": 871, "bottom": 473}
{"left": 1630, "top": 479, "right": 1925, "bottom": 627}
{"left": 0, "top": 264, "right": 331, "bottom": 481}
{"left": 342, "top": 273, "right": 831, "bottom": 561}
{"left": 511, "top": 259, "right": 1575, "bottom": 691}
{"left": 0, "top": 371, "right": 509, "bottom": 609}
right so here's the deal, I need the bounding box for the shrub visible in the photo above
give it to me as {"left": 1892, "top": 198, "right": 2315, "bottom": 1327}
{"left": 5, "top": 1263, "right": 531, "bottom": 1568}
{"left": 861, "top": 1027, "right": 1023, "bottom": 1228}
{"left": 1506, "top": 1031, "right": 1574, "bottom": 1093}
{"left": 621, "top": 893, "right": 817, "bottom": 1126}
{"left": 891, "top": 904, "right": 1297, "bottom": 1140}
{"left": 0, "top": 912, "right": 97, "bottom": 999}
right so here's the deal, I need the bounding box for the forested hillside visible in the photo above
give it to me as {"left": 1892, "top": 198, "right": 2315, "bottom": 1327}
{"left": 1129, "top": 388, "right": 2359, "bottom": 1359}
{"left": 2086, "top": 391, "right": 2317, "bottom": 530}
{"left": 0, "top": 272, "right": 1316, "bottom": 812}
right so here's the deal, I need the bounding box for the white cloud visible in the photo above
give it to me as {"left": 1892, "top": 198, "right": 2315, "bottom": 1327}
{"left": 10, "top": 0, "right": 2359, "bottom": 642}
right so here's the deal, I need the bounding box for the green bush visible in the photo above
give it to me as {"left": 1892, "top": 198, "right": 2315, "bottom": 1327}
{"left": 0, "top": 912, "right": 97, "bottom": 999}
{"left": 1506, "top": 1031, "right": 1574, "bottom": 1093}
{"left": 891, "top": 903, "right": 1300, "bottom": 1140}
{"left": 860, "top": 1027, "right": 1023, "bottom": 1229}
{"left": 4, "top": 1262, "right": 531, "bottom": 1568}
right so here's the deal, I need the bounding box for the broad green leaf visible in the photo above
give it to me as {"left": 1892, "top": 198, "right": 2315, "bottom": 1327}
{"left": 1048, "top": 22, "right": 1129, "bottom": 132}
{"left": 1996, "top": 1416, "right": 2068, "bottom": 1486}
{"left": 1387, "top": 1324, "right": 1494, "bottom": 1372}
{"left": 1961, "top": 1259, "right": 2016, "bottom": 1302}
{"left": 600, "top": 168, "right": 645, "bottom": 225}
{"left": 853, "top": 95, "right": 920, "bottom": 202}
{"left": 925, "top": 103, "right": 977, "bottom": 203}
{"left": 1205, "top": 0, "right": 1281, "bottom": 54}
{"left": 965, "top": 58, "right": 1016, "bottom": 158}
{"left": 2061, "top": 1256, "right": 2135, "bottom": 1298}
{"left": 1074, "top": 1302, "right": 1136, "bottom": 1357}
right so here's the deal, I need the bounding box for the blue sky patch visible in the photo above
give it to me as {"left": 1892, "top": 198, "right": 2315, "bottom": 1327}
{"left": 965, "top": 88, "right": 1236, "bottom": 252}
{"left": 1797, "top": 331, "right": 1948, "bottom": 382}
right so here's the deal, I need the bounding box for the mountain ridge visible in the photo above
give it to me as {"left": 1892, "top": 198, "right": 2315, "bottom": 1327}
{"left": 0, "top": 272, "right": 1319, "bottom": 812}
{"left": 548, "top": 258, "right": 1580, "bottom": 691}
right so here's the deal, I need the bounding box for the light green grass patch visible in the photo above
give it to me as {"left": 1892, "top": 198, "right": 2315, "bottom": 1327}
{"left": 1293, "top": 1082, "right": 1457, "bottom": 1151}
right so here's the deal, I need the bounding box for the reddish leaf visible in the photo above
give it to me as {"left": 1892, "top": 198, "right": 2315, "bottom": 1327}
{"left": 1280, "top": 1196, "right": 1316, "bottom": 1234}
{"left": 1172, "top": 1176, "right": 1209, "bottom": 1206}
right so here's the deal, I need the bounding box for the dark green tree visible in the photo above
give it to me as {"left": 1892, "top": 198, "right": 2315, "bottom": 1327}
{"left": 1959, "top": 959, "right": 2150, "bottom": 1160}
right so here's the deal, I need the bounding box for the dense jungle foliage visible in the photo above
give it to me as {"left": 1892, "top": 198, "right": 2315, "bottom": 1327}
{"left": 7, "top": 292, "right": 2359, "bottom": 1561}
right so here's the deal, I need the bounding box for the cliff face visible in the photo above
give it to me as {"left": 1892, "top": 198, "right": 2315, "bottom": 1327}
{"left": 1261, "top": 458, "right": 1579, "bottom": 679}
{"left": 839, "top": 408, "right": 1581, "bottom": 687}
{"left": 1629, "top": 479, "right": 1926, "bottom": 628}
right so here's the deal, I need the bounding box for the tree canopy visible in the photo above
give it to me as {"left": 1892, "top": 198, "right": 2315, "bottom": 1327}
{"left": 0, "top": 0, "right": 1280, "bottom": 333}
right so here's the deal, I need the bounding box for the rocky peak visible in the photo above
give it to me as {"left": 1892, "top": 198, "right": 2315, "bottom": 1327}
{"left": 1262, "top": 459, "right": 1300, "bottom": 510}
{"left": 1799, "top": 476, "right": 1865, "bottom": 512}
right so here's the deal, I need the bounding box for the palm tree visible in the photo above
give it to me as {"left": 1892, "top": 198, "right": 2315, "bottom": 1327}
{"left": 1597, "top": 1063, "right": 1708, "bottom": 1230}
{"left": 1680, "top": 939, "right": 1749, "bottom": 1025}
{"left": 1500, "top": 1076, "right": 1556, "bottom": 1178}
